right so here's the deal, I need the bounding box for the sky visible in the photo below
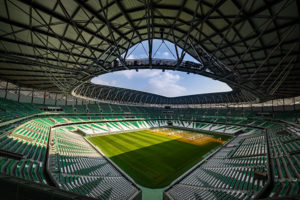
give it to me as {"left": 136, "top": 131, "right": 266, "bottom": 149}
{"left": 91, "top": 39, "right": 231, "bottom": 97}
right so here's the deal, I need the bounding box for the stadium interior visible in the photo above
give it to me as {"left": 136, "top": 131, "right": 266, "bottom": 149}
{"left": 0, "top": 0, "right": 300, "bottom": 200}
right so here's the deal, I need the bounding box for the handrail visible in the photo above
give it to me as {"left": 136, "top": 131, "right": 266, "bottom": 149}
{"left": 254, "top": 128, "right": 274, "bottom": 199}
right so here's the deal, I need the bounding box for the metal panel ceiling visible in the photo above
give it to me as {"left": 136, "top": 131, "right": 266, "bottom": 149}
{"left": 0, "top": 0, "right": 299, "bottom": 104}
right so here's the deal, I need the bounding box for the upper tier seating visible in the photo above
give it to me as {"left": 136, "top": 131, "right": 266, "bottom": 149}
{"left": 0, "top": 98, "right": 41, "bottom": 122}
{"left": 62, "top": 120, "right": 165, "bottom": 135}
{"left": 172, "top": 120, "right": 268, "bottom": 135}
{"left": 87, "top": 104, "right": 100, "bottom": 113}
{"left": 61, "top": 105, "right": 75, "bottom": 113}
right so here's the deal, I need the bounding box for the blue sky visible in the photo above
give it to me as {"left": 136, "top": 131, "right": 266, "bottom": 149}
{"left": 92, "top": 40, "right": 231, "bottom": 97}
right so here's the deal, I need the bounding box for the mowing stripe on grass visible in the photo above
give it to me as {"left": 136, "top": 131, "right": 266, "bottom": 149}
{"left": 124, "top": 131, "right": 171, "bottom": 145}
{"left": 88, "top": 128, "right": 231, "bottom": 188}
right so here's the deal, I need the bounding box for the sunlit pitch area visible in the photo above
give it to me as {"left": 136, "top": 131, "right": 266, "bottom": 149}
{"left": 151, "top": 128, "right": 226, "bottom": 146}
{"left": 88, "top": 128, "right": 231, "bottom": 188}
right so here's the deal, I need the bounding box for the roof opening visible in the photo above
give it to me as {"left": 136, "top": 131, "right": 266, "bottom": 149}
{"left": 92, "top": 70, "right": 231, "bottom": 97}
{"left": 92, "top": 39, "right": 231, "bottom": 97}
{"left": 122, "top": 39, "right": 200, "bottom": 62}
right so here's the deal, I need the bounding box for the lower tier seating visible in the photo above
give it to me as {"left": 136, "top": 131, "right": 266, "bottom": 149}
{"left": 167, "top": 184, "right": 253, "bottom": 200}
{"left": 0, "top": 98, "right": 299, "bottom": 200}
{"left": 49, "top": 129, "right": 140, "bottom": 200}
{"left": 0, "top": 118, "right": 50, "bottom": 184}
{"left": 165, "top": 132, "right": 268, "bottom": 199}
{"left": 268, "top": 128, "right": 300, "bottom": 198}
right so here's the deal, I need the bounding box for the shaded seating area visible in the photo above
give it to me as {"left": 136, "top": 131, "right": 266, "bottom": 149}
{"left": 49, "top": 129, "right": 140, "bottom": 200}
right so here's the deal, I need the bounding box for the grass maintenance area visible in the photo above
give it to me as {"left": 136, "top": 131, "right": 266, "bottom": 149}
{"left": 88, "top": 127, "right": 231, "bottom": 189}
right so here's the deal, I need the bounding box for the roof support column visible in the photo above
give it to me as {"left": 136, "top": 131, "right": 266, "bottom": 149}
{"left": 43, "top": 91, "right": 46, "bottom": 105}
{"left": 31, "top": 89, "right": 34, "bottom": 104}
{"left": 17, "top": 87, "right": 21, "bottom": 103}
{"left": 54, "top": 93, "right": 57, "bottom": 106}
{"left": 4, "top": 81, "right": 8, "bottom": 99}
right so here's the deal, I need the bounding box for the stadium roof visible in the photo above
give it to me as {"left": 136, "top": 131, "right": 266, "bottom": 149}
{"left": 0, "top": 0, "right": 299, "bottom": 104}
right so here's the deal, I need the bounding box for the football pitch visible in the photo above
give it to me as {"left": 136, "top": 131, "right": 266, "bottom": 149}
{"left": 88, "top": 128, "right": 231, "bottom": 188}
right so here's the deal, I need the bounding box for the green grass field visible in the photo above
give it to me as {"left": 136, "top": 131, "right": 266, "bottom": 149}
{"left": 88, "top": 128, "right": 230, "bottom": 188}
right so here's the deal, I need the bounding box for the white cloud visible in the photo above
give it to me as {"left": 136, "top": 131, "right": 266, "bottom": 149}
{"left": 93, "top": 78, "right": 108, "bottom": 85}
{"left": 117, "top": 69, "right": 161, "bottom": 79}
{"left": 147, "top": 71, "right": 186, "bottom": 97}
{"left": 116, "top": 70, "right": 136, "bottom": 79}
{"left": 163, "top": 52, "right": 170, "bottom": 57}
{"left": 111, "top": 80, "right": 117, "bottom": 85}
{"left": 93, "top": 78, "right": 117, "bottom": 86}
{"left": 126, "top": 54, "right": 136, "bottom": 59}
{"left": 113, "top": 70, "right": 186, "bottom": 96}
{"left": 154, "top": 51, "right": 171, "bottom": 59}
{"left": 138, "top": 54, "right": 148, "bottom": 58}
